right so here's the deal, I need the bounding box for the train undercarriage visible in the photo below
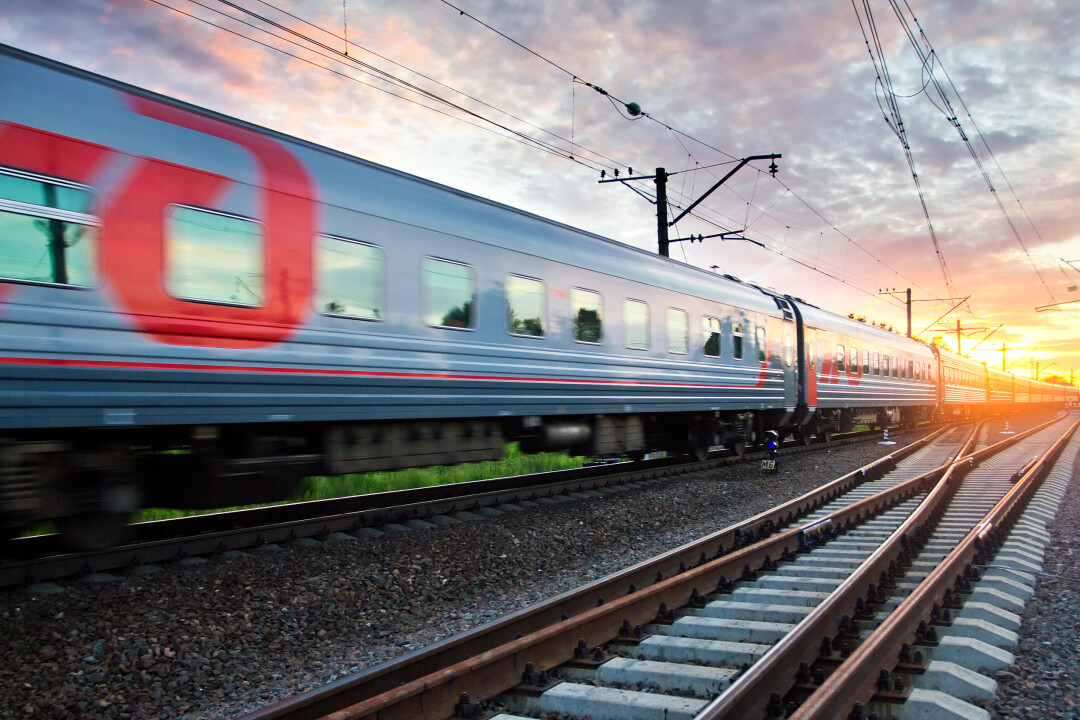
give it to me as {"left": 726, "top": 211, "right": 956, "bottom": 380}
{"left": 0, "top": 400, "right": 1036, "bottom": 550}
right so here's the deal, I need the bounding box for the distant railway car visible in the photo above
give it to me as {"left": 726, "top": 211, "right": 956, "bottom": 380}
{"left": 791, "top": 304, "right": 936, "bottom": 436}
{"left": 0, "top": 44, "right": 1072, "bottom": 548}
{"left": 933, "top": 348, "right": 990, "bottom": 417}
{"left": 987, "top": 367, "right": 1015, "bottom": 408}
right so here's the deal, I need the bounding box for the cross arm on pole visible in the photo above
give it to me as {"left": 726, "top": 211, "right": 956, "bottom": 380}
{"left": 668, "top": 154, "right": 780, "bottom": 227}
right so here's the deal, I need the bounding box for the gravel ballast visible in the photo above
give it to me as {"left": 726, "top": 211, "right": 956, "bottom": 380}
{"left": 984, "top": 422, "right": 1080, "bottom": 719}
{"left": 0, "top": 414, "right": 1072, "bottom": 719}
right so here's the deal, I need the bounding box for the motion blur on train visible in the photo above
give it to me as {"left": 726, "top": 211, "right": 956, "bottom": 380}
{"left": 2, "top": 45, "right": 1076, "bottom": 549}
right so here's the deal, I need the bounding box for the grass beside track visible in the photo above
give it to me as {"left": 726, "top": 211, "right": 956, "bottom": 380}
{"left": 133, "top": 443, "right": 585, "bottom": 523}
{"left": 21, "top": 445, "right": 585, "bottom": 536}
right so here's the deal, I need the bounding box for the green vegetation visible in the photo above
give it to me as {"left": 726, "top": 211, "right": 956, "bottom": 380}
{"left": 19, "top": 444, "right": 586, "bottom": 536}
{"left": 291, "top": 442, "right": 584, "bottom": 500}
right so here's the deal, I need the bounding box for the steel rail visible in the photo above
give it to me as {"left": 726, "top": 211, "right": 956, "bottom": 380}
{"left": 240, "top": 426, "right": 957, "bottom": 720}
{"left": 788, "top": 412, "right": 1080, "bottom": 719}
{"left": 694, "top": 411, "right": 1068, "bottom": 719}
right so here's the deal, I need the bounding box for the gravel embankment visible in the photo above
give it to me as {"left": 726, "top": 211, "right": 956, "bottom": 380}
{"left": 0, "top": 414, "right": 1068, "bottom": 719}
{"left": 984, "top": 428, "right": 1080, "bottom": 719}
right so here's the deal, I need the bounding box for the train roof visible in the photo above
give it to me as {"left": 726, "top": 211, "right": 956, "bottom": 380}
{"left": 792, "top": 302, "right": 936, "bottom": 357}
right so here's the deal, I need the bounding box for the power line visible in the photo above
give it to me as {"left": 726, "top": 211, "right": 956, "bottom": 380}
{"left": 851, "top": 0, "right": 960, "bottom": 304}
{"left": 886, "top": 0, "right": 1061, "bottom": 303}
{"left": 153, "top": 0, "right": 629, "bottom": 175}
{"left": 148, "top": 0, "right": 934, "bottom": 314}
{"left": 438, "top": 1, "right": 944, "bottom": 304}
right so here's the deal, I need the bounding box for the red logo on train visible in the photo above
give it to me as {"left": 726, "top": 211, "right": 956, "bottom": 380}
{"left": 0, "top": 94, "right": 318, "bottom": 348}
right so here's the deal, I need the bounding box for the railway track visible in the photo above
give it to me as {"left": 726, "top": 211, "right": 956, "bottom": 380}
{"left": 0, "top": 426, "right": 898, "bottom": 588}
{"left": 237, "top": 411, "right": 1077, "bottom": 720}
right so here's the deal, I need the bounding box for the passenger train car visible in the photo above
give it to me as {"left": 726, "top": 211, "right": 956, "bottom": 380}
{"left": 1, "top": 45, "right": 1075, "bottom": 547}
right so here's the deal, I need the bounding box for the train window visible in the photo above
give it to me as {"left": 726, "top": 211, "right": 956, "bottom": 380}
{"left": 882, "top": 354, "right": 889, "bottom": 379}
{"left": 874, "top": 352, "right": 880, "bottom": 375}
{"left": 908, "top": 360, "right": 914, "bottom": 379}
{"left": 506, "top": 275, "right": 546, "bottom": 337}
{"left": 784, "top": 332, "right": 794, "bottom": 367}
{"left": 894, "top": 357, "right": 900, "bottom": 378}
{"left": 423, "top": 257, "right": 476, "bottom": 329}
{"left": 836, "top": 345, "right": 846, "bottom": 373}
{"left": 571, "top": 288, "right": 604, "bottom": 343}
{"left": 167, "top": 206, "right": 264, "bottom": 305}
{"left": 624, "top": 299, "right": 649, "bottom": 350}
{"left": 315, "top": 235, "right": 385, "bottom": 319}
{"left": 732, "top": 323, "right": 744, "bottom": 360}
{"left": 0, "top": 169, "right": 98, "bottom": 287}
{"left": 863, "top": 350, "right": 870, "bottom": 375}
{"left": 666, "top": 308, "right": 688, "bottom": 354}
{"left": 702, "top": 316, "right": 721, "bottom": 357}
{"left": 851, "top": 346, "right": 858, "bottom": 374}
{"left": 757, "top": 327, "right": 767, "bottom": 362}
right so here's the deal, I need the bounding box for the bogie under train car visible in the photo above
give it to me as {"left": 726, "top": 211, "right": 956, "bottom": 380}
{"left": 1, "top": 45, "right": 1075, "bottom": 548}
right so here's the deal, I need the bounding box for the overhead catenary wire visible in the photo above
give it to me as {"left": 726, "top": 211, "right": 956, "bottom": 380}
{"left": 885, "top": 0, "right": 1063, "bottom": 304}
{"left": 852, "top": 0, "right": 961, "bottom": 306}
{"left": 150, "top": 0, "right": 927, "bottom": 318}
{"left": 148, "top": 0, "right": 601, "bottom": 169}
{"left": 438, "top": 0, "right": 944, "bottom": 308}
{"left": 233, "top": 0, "right": 935, "bottom": 309}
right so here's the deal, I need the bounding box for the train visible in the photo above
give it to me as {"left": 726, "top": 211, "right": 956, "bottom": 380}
{"left": 1, "top": 44, "right": 1076, "bottom": 548}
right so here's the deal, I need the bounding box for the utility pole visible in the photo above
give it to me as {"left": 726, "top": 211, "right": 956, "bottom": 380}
{"left": 656, "top": 168, "right": 669, "bottom": 257}
{"left": 907, "top": 288, "right": 911, "bottom": 338}
{"left": 599, "top": 155, "right": 780, "bottom": 258}
{"left": 1036, "top": 362, "right": 1057, "bottom": 381}
{"left": 924, "top": 315, "right": 990, "bottom": 356}
{"left": 879, "top": 288, "right": 913, "bottom": 337}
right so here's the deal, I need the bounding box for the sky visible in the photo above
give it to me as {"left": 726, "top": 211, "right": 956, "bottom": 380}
{"left": 2, "top": 0, "right": 1078, "bottom": 384}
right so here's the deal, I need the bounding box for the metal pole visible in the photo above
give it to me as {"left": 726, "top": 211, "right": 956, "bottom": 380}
{"left": 906, "top": 288, "right": 912, "bottom": 337}
{"left": 956, "top": 318, "right": 962, "bottom": 355}
{"left": 656, "top": 167, "right": 669, "bottom": 257}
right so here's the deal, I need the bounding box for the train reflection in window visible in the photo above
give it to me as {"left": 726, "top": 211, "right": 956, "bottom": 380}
{"left": 423, "top": 257, "right": 476, "bottom": 329}
{"left": 315, "top": 235, "right": 385, "bottom": 319}
{"left": 571, "top": 288, "right": 603, "bottom": 343}
{"left": 506, "top": 274, "right": 546, "bottom": 337}
{"left": 0, "top": 169, "right": 97, "bottom": 287}
{"left": 167, "top": 205, "right": 264, "bottom": 306}
{"left": 702, "top": 315, "right": 721, "bottom": 357}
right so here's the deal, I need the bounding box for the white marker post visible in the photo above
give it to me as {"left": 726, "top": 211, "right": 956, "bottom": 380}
{"left": 879, "top": 427, "right": 896, "bottom": 445}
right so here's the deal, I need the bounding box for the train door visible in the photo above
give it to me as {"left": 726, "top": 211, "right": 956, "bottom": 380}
{"left": 784, "top": 296, "right": 813, "bottom": 414}
{"left": 772, "top": 298, "right": 798, "bottom": 409}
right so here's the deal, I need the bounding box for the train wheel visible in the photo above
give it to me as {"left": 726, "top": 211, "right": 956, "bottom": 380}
{"left": 819, "top": 424, "right": 833, "bottom": 443}
{"left": 729, "top": 440, "right": 746, "bottom": 457}
{"left": 57, "top": 511, "right": 131, "bottom": 551}
{"left": 687, "top": 426, "right": 711, "bottom": 462}
{"left": 797, "top": 425, "right": 813, "bottom": 445}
